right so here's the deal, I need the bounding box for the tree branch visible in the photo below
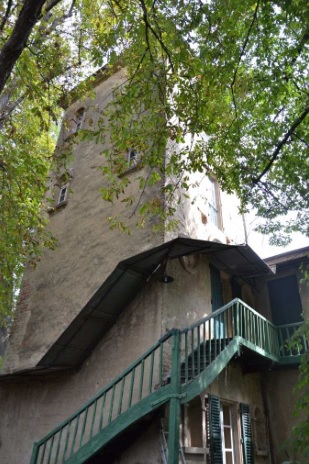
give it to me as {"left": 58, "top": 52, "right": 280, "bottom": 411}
{"left": 44, "top": 0, "right": 63, "bottom": 14}
{"left": 0, "top": 0, "right": 13, "bottom": 33}
{"left": 292, "top": 132, "right": 309, "bottom": 148}
{"left": 230, "top": 0, "right": 260, "bottom": 119}
{"left": 0, "top": 95, "right": 25, "bottom": 129}
{"left": 0, "top": 0, "right": 50, "bottom": 95}
{"left": 139, "top": 0, "right": 174, "bottom": 72}
{"left": 252, "top": 105, "right": 309, "bottom": 186}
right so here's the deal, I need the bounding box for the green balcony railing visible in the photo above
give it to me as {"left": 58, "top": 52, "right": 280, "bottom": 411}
{"left": 30, "top": 299, "right": 306, "bottom": 464}
{"left": 277, "top": 322, "right": 307, "bottom": 359}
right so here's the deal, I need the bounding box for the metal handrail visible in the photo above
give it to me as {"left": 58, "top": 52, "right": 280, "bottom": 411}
{"left": 30, "top": 299, "right": 305, "bottom": 464}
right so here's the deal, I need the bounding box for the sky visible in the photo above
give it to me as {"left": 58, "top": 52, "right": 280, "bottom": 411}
{"left": 246, "top": 220, "right": 309, "bottom": 259}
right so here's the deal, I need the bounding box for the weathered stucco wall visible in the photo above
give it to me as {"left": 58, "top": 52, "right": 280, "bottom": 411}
{"left": 162, "top": 256, "right": 212, "bottom": 332}
{"left": 0, "top": 279, "right": 163, "bottom": 464}
{"left": 180, "top": 362, "right": 270, "bottom": 464}
{"left": 208, "top": 363, "right": 271, "bottom": 464}
{"left": 263, "top": 369, "right": 303, "bottom": 464}
{"left": 110, "top": 422, "right": 162, "bottom": 464}
{"left": 164, "top": 151, "right": 246, "bottom": 247}
{"left": 4, "top": 65, "right": 248, "bottom": 375}
{"left": 3, "top": 65, "right": 297, "bottom": 464}
{"left": 3, "top": 69, "right": 164, "bottom": 373}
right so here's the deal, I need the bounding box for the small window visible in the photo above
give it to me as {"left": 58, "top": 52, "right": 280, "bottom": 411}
{"left": 128, "top": 148, "right": 139, "bottom": 168}
{"left": 74, "top": 107, "right": 85, "bottom": 133}
{"left": 206, "top": 176, "right": 221, "bottom": 228}
{"left": 57, "top": 185, "right": 68, "bottom": 207}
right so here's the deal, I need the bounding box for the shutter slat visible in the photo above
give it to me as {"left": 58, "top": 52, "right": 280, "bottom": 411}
{"left": 209, "top": 395, "right": 223, "bottom": 464}
{"left": 240, "top": 403, "right": 255, "bottom": 464}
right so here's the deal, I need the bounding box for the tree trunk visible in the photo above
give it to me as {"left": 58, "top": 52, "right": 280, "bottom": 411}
{"left": 0, "top": 0, "right": 50, "bottom": 96}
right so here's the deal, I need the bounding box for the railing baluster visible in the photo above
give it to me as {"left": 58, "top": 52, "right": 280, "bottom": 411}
{"left": 108, "top": 386, "right": 116, "bottom": 423}
{"left": 235, "top": 300, "right": 241, "bottom": 336}
{"left": 118, "top": 377, "right": 126, "bottom": 415}
{"left": 184, "top": 330, "right": 188, "bottom": 383}
{"left": 139, "top": 359, "right": 145, "bottom": 400}
{"left": 90, "top": 399, "right": 98, "bottom": 439}
{"left": 80, "top": 408, "right": 89, "bottom": 447}
{"left": 128, "top": 369, "right": 135, "bottom": 407}
{"left": 99, "top": 393, "right": 106, "bottom": 430}
{"left": 159, "top": 343, "right": 163, "bottom": 388}
{"left": 257, "top": 318, "right": 261, "bottom": 348}
{"left": 203, "top": 322, "right": 206, "bottom": 370}
{"left": 208, "top": 318, "right": 212, "bottom": 365}
{"left": 148, "top": 351, "right": 154, "bottom": 394}
{"left": 287, "top": 327, "right": 292, "bottom": 356}
{"left": 191, "top": 329, "right": 195, "bottom": 378}
{"left": 62, "top": 421, "right": 72, "bottom": 461}
{"left": 39, "top": 442, "right": 47, "bottom": 464}
{"left": 46, "top": 434, "right": 55, "bottom": 464}
{"left": 219, "top": 313, "right": 222, "bottom": 353}
{"left": 54, "top": 429, "right": 63, "bottom": 463}
{"left": 214, "top": 317, "right": 217, "bottom": 359}
{"left": 70, "top": 415, "right": 80, "bottom": 456}
{"left": 197, "top": 328, "right": 201, "bottom": 375}
{"left": 225, "top": 309, "right": 229, "bottom": 346}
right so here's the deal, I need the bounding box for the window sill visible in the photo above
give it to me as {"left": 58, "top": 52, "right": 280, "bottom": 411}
{"left": 47, "top": 201, "right": 68, "bottom": 214}
{"left": 183, "top": 447, "right": 208, "bottom": 455}
{"left": 118, "top": 163, "right": 142, "bottom": 178}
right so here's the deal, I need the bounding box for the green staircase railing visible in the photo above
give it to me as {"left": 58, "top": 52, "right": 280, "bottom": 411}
{"left": 30, "top": 299, "right": 304, "bottom": 464}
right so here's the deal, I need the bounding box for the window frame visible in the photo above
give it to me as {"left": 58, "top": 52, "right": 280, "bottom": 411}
{"left": 206, "top": 176, "right": 222, "bottom": 229}
{"left": 127, "top": 148, "right": 139, "bottom": 168}
{"left": 220, "top": 403, "right": 236, "bottom": 464}
{"left": 73, "top": 107, "right": 86, "bottom": 134}
{"left": 56, "top": 184, "right": 69, "bottom": 208}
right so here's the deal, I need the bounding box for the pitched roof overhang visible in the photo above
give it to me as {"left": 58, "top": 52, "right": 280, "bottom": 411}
{"left": 264, "top": 246, "right": 309, "bottom": 272}
{"left": 0, "top": 237, "right": 272, "bottom": 381}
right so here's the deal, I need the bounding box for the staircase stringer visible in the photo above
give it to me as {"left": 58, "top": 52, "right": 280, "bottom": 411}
{"left": 237, "top": 337, "right": 279, "bottom": 364}
{"left": 30, "top": 299, "right": 304, "bottom": 464}
{"left": 64, "top": 384, "right": 172, "bottom": 464}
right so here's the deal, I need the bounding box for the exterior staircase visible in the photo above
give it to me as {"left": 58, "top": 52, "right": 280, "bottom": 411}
{"left": 30, "top": 299, "right": 305, "bottom": 464}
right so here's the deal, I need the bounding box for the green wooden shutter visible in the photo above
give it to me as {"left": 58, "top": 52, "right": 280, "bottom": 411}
{"left": 209, "top": 395, "right": 223, "bottom": 464}
{"left": 240, "top": 403, "right": 255, "bottom": 464}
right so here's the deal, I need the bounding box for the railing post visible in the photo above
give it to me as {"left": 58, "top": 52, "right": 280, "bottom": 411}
{"left": 168, "top": 330, "right": 181, "bottom": 464}
{"left": 30, "top": 442, "right": 39, "bottom": 464}
{"left": 233, "top": 300, "right": 239, "bottom": 337}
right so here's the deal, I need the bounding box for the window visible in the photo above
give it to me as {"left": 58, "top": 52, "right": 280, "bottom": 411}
{"left": 239, "top": 403, "right": 255, "bottom": 464}
{"left": 128, "top": 148, "right": 139, "bottom": 168}
{"left": 74, "top": 107, "right": 85, "bottom": 133}
{"left": 221, "top": 404, "right": 235, "bottom": 464}
{"left": 207, "top": 176, "right": 221, "bottom": 228}
{"left": 56, "top": 184, "right": 68, "bottom": 207}
{"left": 205, "top": 396, "right": 254, "bottom": 464}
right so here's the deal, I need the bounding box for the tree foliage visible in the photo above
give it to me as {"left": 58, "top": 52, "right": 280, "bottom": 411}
{"left": 0, "top": 0, "right": 309, "bottom": 321}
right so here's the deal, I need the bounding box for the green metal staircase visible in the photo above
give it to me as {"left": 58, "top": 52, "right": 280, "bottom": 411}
{"left": 30, "top": 299, "right": 305, "bottom": 464}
